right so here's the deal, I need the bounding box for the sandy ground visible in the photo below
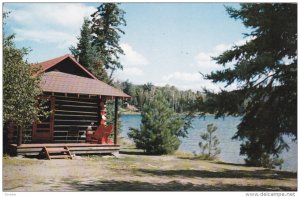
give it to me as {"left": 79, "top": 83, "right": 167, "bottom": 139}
{"left": 2, "top": 153, "right": 297, "bottom": 191}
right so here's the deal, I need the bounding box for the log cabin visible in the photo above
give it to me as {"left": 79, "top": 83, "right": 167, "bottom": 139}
{"left": 6, "top": 54, "right": 130, "bottom": 157}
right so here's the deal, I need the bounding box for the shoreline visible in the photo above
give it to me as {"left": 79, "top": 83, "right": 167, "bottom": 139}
{"left": 120, "top": 111, "right": 141, "bottom": 115}
{"left": 120, "top": 112, "right": 241, "bottom": 118}
{"left": 118, "top": 137, "right": 297, "bottom": 173}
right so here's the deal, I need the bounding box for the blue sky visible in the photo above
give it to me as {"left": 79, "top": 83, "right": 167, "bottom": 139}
{"left": 3, "top": 3, "right": 249, "bottom": 91}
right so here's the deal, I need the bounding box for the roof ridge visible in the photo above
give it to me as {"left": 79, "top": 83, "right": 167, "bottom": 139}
{"left": 31, "top": 54, "right": 97, "bottom": 80}
{"left": 37, "top": 54, "right": 70, "bottom": 65}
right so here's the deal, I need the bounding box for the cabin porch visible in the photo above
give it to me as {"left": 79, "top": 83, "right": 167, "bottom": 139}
{"left": 5, "top": 55, "right": 130, "bottom": 157}
{"left": 8, "top": 143, "right": 120, "bottom": 156}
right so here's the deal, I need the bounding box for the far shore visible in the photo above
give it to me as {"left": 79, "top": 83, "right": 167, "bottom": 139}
{"left": 120, "top": 111, "right": 240, "bottom": 118}
{"left": 120, "top": 111, "right": 141, "bottom": 115}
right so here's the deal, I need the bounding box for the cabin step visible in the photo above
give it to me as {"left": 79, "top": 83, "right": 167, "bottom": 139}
{"left": 48, "top": 155, "right": 72, "bottom": 159}
{"left": 42, "top": 146, "right": 72, "bottom": 160}
{"left": 46, "top": 148, "right": 69, "bottom": 153}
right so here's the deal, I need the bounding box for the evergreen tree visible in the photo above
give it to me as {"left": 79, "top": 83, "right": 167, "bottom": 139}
{"left": 89, "top": 56, "right": 109, "bottom": 83}
{"left": 69, "top": 17, "right": 93, "bottom": 70}
{"left": 198, "top": 124, "right": 221, "bottom": 159}
{"left": 121, "top": 79, "right": 134, "bottom": 96}
{"left": 70, "top": 17, "right": 109, "bottom": 82}
{"left": 3, "top": 13, "right": 48, "bottom": 145}
{"left": 198, "top": 4, "right": 297, "bottom": 167}
{"left": 128, "top": 93, "right": 188, "bottom": 154}
{"left": 90, "top": 3, "right": 126, "bottom": 81}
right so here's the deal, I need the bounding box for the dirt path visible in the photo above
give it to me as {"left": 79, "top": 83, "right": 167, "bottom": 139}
{"left": 3, "top": 154, "right": 297, "bottom": 191}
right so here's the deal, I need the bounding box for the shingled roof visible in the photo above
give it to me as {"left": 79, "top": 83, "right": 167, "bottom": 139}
{"left": 41, "top": 71, "right": 130, "bottom": 98}
{"left": 33, "top": 54, "right": 130, "bottom": 98}
{"left": 32, "top": 54, "right": 97, "bottom": 79}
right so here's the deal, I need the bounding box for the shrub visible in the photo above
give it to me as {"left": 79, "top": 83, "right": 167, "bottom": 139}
{"left": 128, "top": 93, "right": 188, "bottom": 154}
{"left": 198, "top": 124, "right": 221, "bottom": 160}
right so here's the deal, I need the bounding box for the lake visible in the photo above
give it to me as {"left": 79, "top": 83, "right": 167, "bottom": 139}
{"left": 120, "top": 114, "right": 298, "bottom": 172}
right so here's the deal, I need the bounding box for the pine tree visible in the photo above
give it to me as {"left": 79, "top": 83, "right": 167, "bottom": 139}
{"left": 70, "top": 17, "right": 109, "bottom": 82}
{"left": 90, "top": 3, "right": 126, "bottom": 81}
{"left": 198, "top": 4, "right": 297, "bottom": 167}
{"left": 198, "top": 124, "right": 221, "bottom": 160}
{"left": 128, "top": 92, "right": 188, "bottom": 154}
{"left": 69, "top": 17, "right": 93, "bottom": 70}
{"left": 89, "top": 56, "right": 109, "bottom": 83}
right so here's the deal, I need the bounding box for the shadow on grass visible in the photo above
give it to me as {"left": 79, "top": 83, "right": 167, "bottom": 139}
{"left": 66, "top": 179, "right": 295, "bottom": 191}
{"left": 24, "top": 155, "right": 46, "bottom": 160}
{"left": 137, "top": 168, "right": 297, "bottom": 180}
{"left": 119, "top": 150, "right": 148, "bottom": 155}
{"left": 213, "top": 160, "right": 250, "bottom": 167}
{"left": 211, "top": 161, "right": 297, "bottom": 173}
{"left": 177, "top": 157, "right": 247, "bottom": 167}
{"left": 119, "top": 148, "right": 162, "bottom": 156}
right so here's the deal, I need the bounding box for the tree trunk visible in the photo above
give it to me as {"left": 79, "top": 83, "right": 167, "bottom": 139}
{"left": 108, "top": 67, "right": 116, "bottom": 82}
{"left": 17, "top": 126, "right": 23, "bottom": 146}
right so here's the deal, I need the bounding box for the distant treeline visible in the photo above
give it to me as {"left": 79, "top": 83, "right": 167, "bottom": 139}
{"left": 114, "top": 80, "right": 203, "bottom": 113}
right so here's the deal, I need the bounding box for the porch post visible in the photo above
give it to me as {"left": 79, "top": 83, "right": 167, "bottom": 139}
{"left": 114, "top": 97, "right": 119, "bottom": 145}
{"left": 99, "top": 97, "right": 107, "bottom": 126}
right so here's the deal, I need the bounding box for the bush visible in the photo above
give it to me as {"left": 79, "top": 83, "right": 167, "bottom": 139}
{"left": 128, "top": 93, "right": 188, "bottom": 154}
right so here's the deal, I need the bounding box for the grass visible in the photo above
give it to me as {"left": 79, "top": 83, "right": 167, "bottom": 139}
{"left": 3, "top": 149, "right": 297, "bottom": 192}
{"left": 173, "top": 150, "right": 195, "bottom": 158}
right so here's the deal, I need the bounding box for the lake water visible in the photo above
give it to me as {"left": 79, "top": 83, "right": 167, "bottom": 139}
{"left": 120, "top": 114, "right": 298, "bottom": 172}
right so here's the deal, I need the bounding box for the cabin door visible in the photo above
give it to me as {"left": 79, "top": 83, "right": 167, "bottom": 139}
{"left": 32, "top": 96, "right": 55, "bottom": 142}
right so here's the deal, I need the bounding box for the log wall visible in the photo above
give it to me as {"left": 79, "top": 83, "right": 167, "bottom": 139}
{"left": 52, "top": 94, "right": 100, "bottom": 143}
{"left": 6, "top": 93, "right": 103, "bottom": 144}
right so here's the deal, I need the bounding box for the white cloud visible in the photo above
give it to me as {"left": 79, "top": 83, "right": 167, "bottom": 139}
{"left": 163, "top": 72, "right": 200, "bottom": 82}
{"left": 120, "top": 43, "right": 149, "bottom": 66}
{"left": 164, "top": 38, "right": 256, "bottom": 91}
{"left": 9, "top": 4, "right": 96, "bottom": 31}
{"left": 214, "top": 43, "right": 232, "bottom": 54}
{"left": 123, "top": 67, "right": 144, "bottom": 76}
{"left": 115, "top": 43, "right": 148, "bottom": 80}
{"left": 160, "top": 71, "right": 219, "bottom": 91}
{"left": 195, "top": 37, "right": 255, "bottom": 75}
{"left": 13, "top": 28, "right": 77, "bottom": 48}
{"left": 234, "top": 36, "right": 254, "bottom": 46}
{"left": 195, "top": 52, "right": 220, "bottom": 74}
{"left": 6, "top": 3, "right": 96, "bottom": 47}
{"left": 160, "top": 71, "right": 238, "bottom": 92}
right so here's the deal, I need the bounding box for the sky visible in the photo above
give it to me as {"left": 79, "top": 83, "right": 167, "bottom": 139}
{"left": 3, "top": 3, "right": 250, "bottom": 92}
